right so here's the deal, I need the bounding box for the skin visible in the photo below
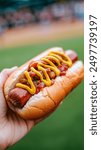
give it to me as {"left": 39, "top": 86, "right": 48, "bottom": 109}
{"left": 0, "top": 67, "right": 35, "bottom": 150}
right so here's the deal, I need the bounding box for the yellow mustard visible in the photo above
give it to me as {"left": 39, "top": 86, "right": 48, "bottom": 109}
{"left": 16, "top": 51, "right": 72, "bottom": 94}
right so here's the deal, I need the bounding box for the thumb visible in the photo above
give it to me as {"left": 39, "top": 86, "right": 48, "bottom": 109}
{"left": 0, "top": 66, "right": 18, "bottom": 118}
{"left": 0, "top": 66, "right": 18, "bottom": 88}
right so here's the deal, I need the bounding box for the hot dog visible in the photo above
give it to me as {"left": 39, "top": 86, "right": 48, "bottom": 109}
{"left": 4, "top": 47, "right": 84, "bottom": 120}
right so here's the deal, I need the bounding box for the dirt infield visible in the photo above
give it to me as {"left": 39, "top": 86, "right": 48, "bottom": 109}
{"left": 0, "top": 20, "right": 83, "bottom": 48}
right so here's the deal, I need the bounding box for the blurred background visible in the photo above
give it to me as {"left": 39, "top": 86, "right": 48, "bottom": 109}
{"left": 0, "top": 0, "right": 84, "bottom": 150}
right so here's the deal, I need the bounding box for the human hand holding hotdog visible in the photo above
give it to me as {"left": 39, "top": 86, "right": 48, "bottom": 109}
{"left": 0, "top": 48, "right": 84, "bottom": 149}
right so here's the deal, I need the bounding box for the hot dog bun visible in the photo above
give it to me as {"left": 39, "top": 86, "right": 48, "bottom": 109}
{"left": 4, "top": 47, "right": 84, "bottom": 120}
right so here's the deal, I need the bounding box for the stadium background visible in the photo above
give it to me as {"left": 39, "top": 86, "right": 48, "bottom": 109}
{"left": 0, "top": 0, "right": 84, "bottom": 150}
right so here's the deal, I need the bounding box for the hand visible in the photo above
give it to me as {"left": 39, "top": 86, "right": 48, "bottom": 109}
{"left": 0, "top": 67, "right": 35, "bottom": 150}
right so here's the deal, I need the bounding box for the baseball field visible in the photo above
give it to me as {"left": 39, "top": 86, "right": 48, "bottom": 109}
{"left": 0, "top": 21, "right": 84, "bottom": 150}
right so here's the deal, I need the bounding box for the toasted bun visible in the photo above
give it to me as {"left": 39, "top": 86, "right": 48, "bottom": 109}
{"left": 4, "top": 47, "right": 84, "bottom": 120}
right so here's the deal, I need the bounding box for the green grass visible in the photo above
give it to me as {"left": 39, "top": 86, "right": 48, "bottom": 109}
{"left": 0, "top": 36, "right": 84, "bottom": 150}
